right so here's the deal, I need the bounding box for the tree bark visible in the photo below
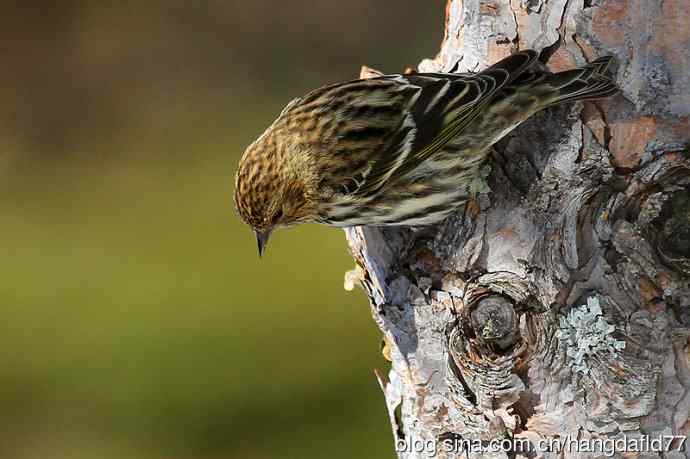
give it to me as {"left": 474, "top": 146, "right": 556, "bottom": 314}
{"left": 345, "top": 1, "right": 690, "bottom": 457}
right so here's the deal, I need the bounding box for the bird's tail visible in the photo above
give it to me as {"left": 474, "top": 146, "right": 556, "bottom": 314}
{"left": 540, "top": 56, "right": 619, "bottom": 105}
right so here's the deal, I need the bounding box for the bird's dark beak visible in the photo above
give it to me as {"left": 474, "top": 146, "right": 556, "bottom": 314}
{"left": 255, "top": 229, "right": 271, "bottom": 258}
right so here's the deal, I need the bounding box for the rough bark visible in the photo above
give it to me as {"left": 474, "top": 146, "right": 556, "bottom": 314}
{"left": 344, "top": 1, "right": 690, "bottom": 458}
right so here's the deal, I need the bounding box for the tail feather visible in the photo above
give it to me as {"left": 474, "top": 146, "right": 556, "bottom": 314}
{"left": 589, "top": 55, "right": 614, "bottom": 74}
{"left": 544, "top": 56, "right": 618, "bottom": 105}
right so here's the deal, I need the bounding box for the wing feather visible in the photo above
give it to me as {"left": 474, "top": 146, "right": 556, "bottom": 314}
{"left": 353, "top": 50, "right": 538, "bottom": 197}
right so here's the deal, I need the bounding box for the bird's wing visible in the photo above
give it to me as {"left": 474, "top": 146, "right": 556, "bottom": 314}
{"left": 351, "top": 50, "right": 538, "bottom": 197}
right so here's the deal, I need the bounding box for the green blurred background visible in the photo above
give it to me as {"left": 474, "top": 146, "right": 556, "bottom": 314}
{"left": 0, "top": 2, "right": 442, "bottom": 458}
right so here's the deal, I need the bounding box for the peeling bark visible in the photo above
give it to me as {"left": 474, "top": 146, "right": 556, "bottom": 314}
{"left": 345, "top": 1, "right": 690, "bottom": 458}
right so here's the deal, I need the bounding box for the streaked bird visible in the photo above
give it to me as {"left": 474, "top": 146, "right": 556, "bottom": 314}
{"left": 234, "top": 50, "right": 617, "bottom": 256}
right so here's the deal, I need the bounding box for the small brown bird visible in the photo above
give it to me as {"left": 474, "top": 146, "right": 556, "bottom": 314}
{"left": 234, "top": 50, "right": 617, "bottom": 256}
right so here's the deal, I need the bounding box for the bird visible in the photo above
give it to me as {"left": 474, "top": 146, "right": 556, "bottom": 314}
{"left": 234, "top": 50, "right": 617, "bottom": 256}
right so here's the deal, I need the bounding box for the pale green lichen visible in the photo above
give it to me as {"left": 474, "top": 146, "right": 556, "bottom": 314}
{"left": 557, "top": 296, "right": 626, "bottom": 375}
{"left": 468, "top": 164, "right": 492, "bottom": 194}
{"left": 343, "top": 265, "right": 365, "bottom": 291}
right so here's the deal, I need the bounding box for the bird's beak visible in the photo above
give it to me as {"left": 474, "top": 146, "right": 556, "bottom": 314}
{"left": 255, "top": 229, "right": 271, "bottom": 258}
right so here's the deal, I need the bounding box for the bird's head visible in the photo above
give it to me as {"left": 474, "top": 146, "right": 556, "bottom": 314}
{"left": 234, "top": 132, "right": 318, "bottom": 257}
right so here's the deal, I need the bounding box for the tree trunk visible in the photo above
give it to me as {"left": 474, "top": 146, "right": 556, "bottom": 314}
{"left": 345, "top": 1, "right": 690, "bottom": 457}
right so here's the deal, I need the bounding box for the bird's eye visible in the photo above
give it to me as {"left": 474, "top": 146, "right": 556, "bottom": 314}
{"left": 272, "top": 208, "right": 284, "bottom": 223}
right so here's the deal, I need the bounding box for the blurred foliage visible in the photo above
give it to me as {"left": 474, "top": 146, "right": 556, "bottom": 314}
{"left": 0, "top": 2, "right": 443, "bottom": 458}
